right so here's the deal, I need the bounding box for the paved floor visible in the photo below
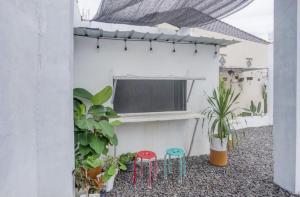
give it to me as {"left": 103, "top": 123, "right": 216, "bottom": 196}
{"left": 108, "top": 126, "right": 299, "bottom": 197}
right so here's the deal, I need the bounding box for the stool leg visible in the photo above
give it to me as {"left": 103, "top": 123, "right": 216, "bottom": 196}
{"left": 140, "top": 158, "right": 143, "bottom": 178}
{"left": 164, "top": 154, "right": 167, "bottom": 179}
{"left": 133, "top": 158, "right": 137, "bottom": 187}
{"left": 168, "top": 155, "right": 172, "bottom": 174}
{"left": 183, "top": 154, "right": 186, "bottom": 176}
{"left": 179, "top": 157, "right": 183, "bottom": 183}
{"left": 154, "top": 156, "right": 158, "bottom": 180}
{"left": 148, "top": 160, "right": 152, "bottom": 189}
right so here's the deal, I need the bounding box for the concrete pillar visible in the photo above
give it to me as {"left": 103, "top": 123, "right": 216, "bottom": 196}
{"left": 0, "top": 0, "right": 74, "bottom": 197}
{"left": 274, "top": 0, "right": 300, "bottom": 194}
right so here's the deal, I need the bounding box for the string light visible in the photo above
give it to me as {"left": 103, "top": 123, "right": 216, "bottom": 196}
{"left": 124, "top": 39, "right": 128, "bottom": 51}
{"left": 172, "top": 42, "right": 176, "bottom": 53}
{"left": 96, "top": 37, "right": 100, "bottom": 49}
{"left": 194, "top": 43, "right": 198, "bottom": 54}
{"left": 149, "top": 40, "right": 153, "bottom": 51}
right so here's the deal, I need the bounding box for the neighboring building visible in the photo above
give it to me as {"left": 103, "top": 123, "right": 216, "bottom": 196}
{"left": 158, "top": 23, "right": 272, "bottom": 124}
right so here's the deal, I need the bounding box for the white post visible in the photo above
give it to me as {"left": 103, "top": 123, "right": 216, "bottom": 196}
{"left": 0, "top": 0, "right": 74, "bottom": 197}
{"left": 274, "top": 0, "right": 300, "bottom": 194}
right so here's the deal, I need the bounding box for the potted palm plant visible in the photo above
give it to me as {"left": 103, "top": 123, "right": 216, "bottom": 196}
{"left": 202, "top": 81, "right": 240, "bottom": 166}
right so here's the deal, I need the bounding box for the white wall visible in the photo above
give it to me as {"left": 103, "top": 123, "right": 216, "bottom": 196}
{"left": 74, "top": 36, "right": 219, "bottom": 158}
{"left": 273, "top": 0, "right": 300, "bottom": 194}
{"left": 0, "top": 1, "right": 74, "bottom": 197}
{"left": 220, "top": 70, "right": 268, "bottom": 115}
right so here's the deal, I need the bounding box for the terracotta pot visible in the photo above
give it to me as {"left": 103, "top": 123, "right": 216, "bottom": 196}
{"left": 210, "top": 137, "right": 228, "bottom": 167}
{"left": 87, "top": 167, "right": 102, "bottom": 179}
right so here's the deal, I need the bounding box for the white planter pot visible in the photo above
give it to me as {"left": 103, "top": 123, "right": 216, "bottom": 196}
{"left": 105, "top": 170, "right": 118, "bottom": 192}
{"left": 210, "top": 136, "right": 228, "bottom": 152}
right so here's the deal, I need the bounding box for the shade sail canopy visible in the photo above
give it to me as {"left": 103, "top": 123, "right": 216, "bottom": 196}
{"left": 93, "top": 0, "right": 254, "bottom": 27}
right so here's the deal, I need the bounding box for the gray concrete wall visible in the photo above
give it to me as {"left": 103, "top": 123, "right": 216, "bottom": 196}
{"left": 274, "top": 0, "right": 300, "bottom": 194}
{"left": 0, "top": 1, "right": 74, "bottom": 197}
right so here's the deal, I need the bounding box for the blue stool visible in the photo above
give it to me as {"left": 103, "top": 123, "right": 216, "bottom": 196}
{"left": 163, "top": 148, "right": 186, "bottom": 183}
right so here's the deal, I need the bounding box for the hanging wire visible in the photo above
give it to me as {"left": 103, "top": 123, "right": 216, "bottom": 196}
{"left": 124, "top": 39, "right": 128, "bottom": 51}
{"left": 194, "top": 43, "right": 198, "bottom": 54}
{"left": 96, "top": 37, "right": 100, "bottom": 49}
{"left": 172, "top": 42, "right": 176, "bottom": 53}
{"left": 149, "top": 40, "right": 153, "bottom": 51}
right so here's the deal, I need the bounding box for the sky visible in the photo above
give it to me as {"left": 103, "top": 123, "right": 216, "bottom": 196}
{"left": 78, "top": 0, "right": 274, "bottom": 41}
{"left": 223, "top": 0, "right": 274, "bottom": 40}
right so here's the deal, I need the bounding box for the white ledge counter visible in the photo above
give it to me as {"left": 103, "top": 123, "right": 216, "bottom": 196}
{"left": 111, "top": 111, "right": 203, "bottom": 123}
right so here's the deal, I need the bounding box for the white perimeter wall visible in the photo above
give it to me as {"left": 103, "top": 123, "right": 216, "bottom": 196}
{"left": 74, "top": 36, "right": 219, "bottom": 158}
{"left": 0, "top": 1, "right": 74, "bottom": 197}
{"left": 274, "top": 0, "right": 300, "bottom": 194}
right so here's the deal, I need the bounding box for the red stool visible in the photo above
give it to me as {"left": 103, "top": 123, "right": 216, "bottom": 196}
{"left": 133, "top": 150, "right": 158, "bottom": 188}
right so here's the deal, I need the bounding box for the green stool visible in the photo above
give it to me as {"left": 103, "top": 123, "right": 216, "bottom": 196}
{"left": 163, "top": 148, "right": 186, "bottom": 183}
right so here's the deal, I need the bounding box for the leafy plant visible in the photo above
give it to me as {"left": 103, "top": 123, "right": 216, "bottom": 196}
{"left": 241, "top": 100, "right": 262, "bottom": 116}
{"left": 82, "top": 156, "right": 103, "bottom": 170}
{"left": 74, "top": 86, "right": 121, "bottom": 166}
{"left": 101, "top": 156, "right": 122, "bottom": 182}
{"left": 118, "top": 152, "right": 136, "bottom": 171}
{"left": 74, "top": 156, "right": 104, "bottom": 196}
{"left": 201, "top": 81, "right": 240, "bottom": 142}
{"left": 74, "top": 86, "right": 123, "bottom": 194}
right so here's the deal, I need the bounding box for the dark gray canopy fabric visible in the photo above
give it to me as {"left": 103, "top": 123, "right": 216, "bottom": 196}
{"left": 92, "top": 0, "right": 269, "bottom": 44}
{"left": 93, "top": 0, "right": 254, "bottom": 27}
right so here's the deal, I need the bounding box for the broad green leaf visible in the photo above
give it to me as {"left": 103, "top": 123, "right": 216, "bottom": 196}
{"left": 99, "top": 120, "right": 114, "bottom": 138}
{"left": 102, "top": 146, "right": 109, "bottom": 155}
{"left": 78, "top": 133, "right": 89, "bottom": 146}
{"left": 83, "top": 156, "right": 103, "bottom": 169}
{"left": 79, "top": 104, "right": 86, "bottom": 115}
{"left": 107, "top": 165, "right": 116, "bottom": 176}
{"left": 86, "top": 118, "right": 97, "bottom": 131}
{"left": 75, "top": 116, "right": 89, "bottom": 130}
{"left": 119, "top": 163, "right": 127, "bottom": 171}
{"left": 74, "top": 88, "right": 93, "bottom": 100}
{"left": 91, "top": 86, "right": 112, "bottom": 105}
{"left": 110, "top": 120, "right": 123, "bottom": 127}
{"left": 79, "top": 145, "right": 91, "bottom": 156}
{"left": 105, "top": 107, "right": 118, "bottom": 118}
{"left": 88, "top": 105, "right": 107, "bottom": 116}
{"left": 90, "top": 135, "right": 105, "bottom": 154}
{"left": 110, "top": 134, "right": 118, "bottom": 146}
{"left": 73, "top": 98, "right": 83, "bottom": 112}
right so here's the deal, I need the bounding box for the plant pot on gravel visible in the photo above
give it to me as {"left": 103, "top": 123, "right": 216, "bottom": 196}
{"left": 118, "top": 152, "right": 136, "bottom": 172}
{"left": 210, "top": 136, "right": 228, "bottom": 166}
{"left": 202, "top": 80, "right": 240, "bottom": 167}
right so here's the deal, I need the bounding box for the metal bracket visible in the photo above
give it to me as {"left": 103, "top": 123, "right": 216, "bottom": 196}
{"left": 186, "top": 80, "right": 195, "bottom": 103}
{"left": 187, "top": 118, "right": 199, "bottom": 157}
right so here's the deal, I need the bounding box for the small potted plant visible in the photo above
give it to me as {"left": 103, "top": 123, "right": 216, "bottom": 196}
{"left": 101, "top": 156, "right": 122, "bottom": 192}
{"left": 202, "top": 81, "right": 240, "bottom": 166}
{"left": 74, "top": 156, "right": 105, "bottom": 197}
{"left": 118, "top": 152, "right": 136, "bottom": 172}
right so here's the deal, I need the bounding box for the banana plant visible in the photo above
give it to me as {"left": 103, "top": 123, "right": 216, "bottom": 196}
{"left": 73, "top": 86, "right": 123, "bottom": 166}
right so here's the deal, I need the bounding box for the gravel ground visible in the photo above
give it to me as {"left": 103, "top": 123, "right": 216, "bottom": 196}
{"left": 107, "top": 126, "right": 299, "bottom": 197}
